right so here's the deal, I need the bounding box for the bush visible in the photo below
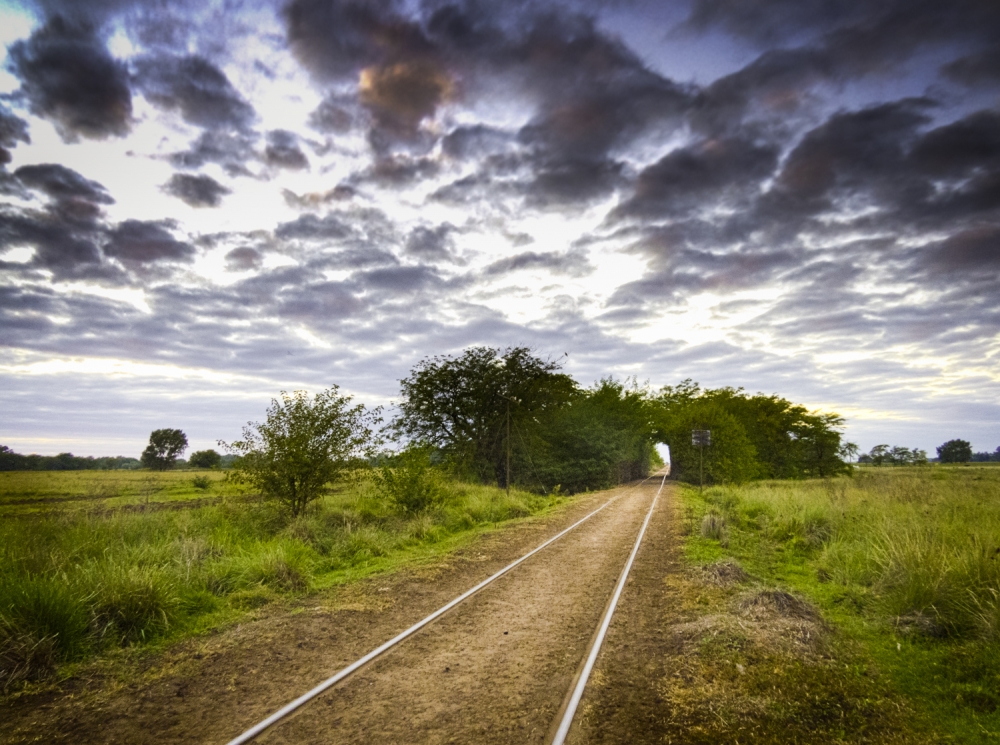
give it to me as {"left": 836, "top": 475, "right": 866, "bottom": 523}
{"left": 372, "top": 446, "right": 446, "bottom": 514}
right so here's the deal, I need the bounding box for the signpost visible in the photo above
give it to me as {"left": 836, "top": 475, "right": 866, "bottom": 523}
{"left": 692, "top": 430, "right": 711, "bottom": 492}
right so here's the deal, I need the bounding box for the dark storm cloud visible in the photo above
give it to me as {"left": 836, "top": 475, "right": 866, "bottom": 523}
{"left": 613, "top": 138, "right": 778, "bottom": 220}
{"left": 104, "top": 219, "right": 195, "bottom": 264}
{"left": 0, "top": 105, "right": 31, "bottom": 150}
{"left": 308, "top": 95, "right": 356, "bottom": 133}
{"left": 133, "top": 54, "right": 256, "bottom": 132}
{"left": 405, "top": 224, "right": 457, "bottom": 261}
{"left": 943, "top": 49, "right": 1000, "bottom": 86}
{"left": 264, "top": 130, "right": 309, "bottom": 170}
{"left": 0, "top": 205, "right": 106, "bottom": 276}
{"left": 169, "top": 130, "right": 258, "bottom": 176}
{"left": 682, "top": 0, "right": 1000, "bottom": 72}
{"left": 920, "top": 226, "right": 1000, "bottom": 274}
{"left": 774, "top": 100, "right": 932, "bottom": 205}
{"left": 274, "top": 213, "right": 353, "bottom": 241}
{"left": 13, "top": 163, "right": 115, "bottom": 205}
{"left": 6, "top": 16, "right": 132, "bottom": 141}
{"left": 162, "top": 173, "right": 230, "bottom": 207}
{"left": 484, "top": 250, "right": 593, "bottom": 278}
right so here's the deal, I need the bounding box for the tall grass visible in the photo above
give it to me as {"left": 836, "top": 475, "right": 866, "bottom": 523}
{"left": 0, "top": 476, "right": 559, "bottom": 691}
{"left": 690, "top": 466, "right": 1000, "bottom": 638}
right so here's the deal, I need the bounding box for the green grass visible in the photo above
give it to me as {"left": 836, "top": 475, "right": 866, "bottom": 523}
{"left": 0, "top": 471, "right": 564, "bottom": 693}
{"left": 0, "top": 469, "right": 236, "bottom": 515}
{"left": 680, "top": 465, "right": 1000, "bottom": 743}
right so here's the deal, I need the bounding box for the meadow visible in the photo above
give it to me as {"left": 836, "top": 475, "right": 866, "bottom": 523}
{"left": 682, "top": 464, "right": 1000, "bottom": 742}
{"left": 0, "top": 469, "right": 562, "bottom": 693}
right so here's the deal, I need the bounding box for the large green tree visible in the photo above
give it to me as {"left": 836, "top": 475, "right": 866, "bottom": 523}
{"left": 395, "top": 346, "right": 576, "bottom": 487}
{"left": 222, "top": 388, "right": 381, "bottom": 516}
{"left": 531, "top": 378, "right": 658, "bottom": 492}
{"left": 937, "top": 439, "right": 972, "bottom": 463}
{"left": 140, "top": 429, "right": 188, "bottom": 471}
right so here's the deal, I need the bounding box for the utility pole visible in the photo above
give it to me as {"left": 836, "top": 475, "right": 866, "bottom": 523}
{"left": 692, "top": 430, "right": 711, "bottom": 493}
{"left": 506, "top": 397, "right": 511, "bottom": 497}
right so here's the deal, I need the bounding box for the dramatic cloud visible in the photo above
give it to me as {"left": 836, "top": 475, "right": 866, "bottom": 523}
{"left": 264, "top": 129, "right": 309, "bottom": 170}
{"left": 162, "top": 173, "right": 230, "bottom": 207}
{"left": 133, "top": 54, "right": 255, "bottom": 132}
{"left": 6, "top": 16, "right": 132, "bottom": 141}
{"left": 2, "top": 0, "right": 999, "bottom": 456}
{"left": 104, "top": 219, "right": 195, "bottom": 264}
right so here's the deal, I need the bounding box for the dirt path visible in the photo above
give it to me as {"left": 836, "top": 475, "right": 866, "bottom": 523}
{"left": 2, "top": 477, "right": 673, "bottom": 745}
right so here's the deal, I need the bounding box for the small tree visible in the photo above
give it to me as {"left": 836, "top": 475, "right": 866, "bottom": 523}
{"left": 937, "top": 439, "right": 972, "bottom": 464}
{"left": 140, "top": 429, "right": 188, "bottom": 470}
{"left": 222, "top": 388, "right": 381, "bottom": 517}
{"left": 188, "top": 449, "right": 222, "bottom": 469}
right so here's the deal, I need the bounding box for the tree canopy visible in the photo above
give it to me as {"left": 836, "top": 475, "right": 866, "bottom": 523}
{"left": 652, "top": 380, "right": 849, "bottom": 484}
{"left": 140, "top": 429, "right": 188, "bottom": 471}
{"left": 222, "top": 388, "right": 380, "bottom": 516}
{"left": 188, "top": 449, "right": 222, "bottom": 469}
{"left": 395, "top": 346, "right": 576, "bottom": 487}
{"left": 937, "top": 439, "right": 973, "bottom": 463}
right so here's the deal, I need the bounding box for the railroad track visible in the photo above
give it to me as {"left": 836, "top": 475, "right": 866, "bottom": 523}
{"left": 224, "top": 471, "right": 669, "bottom": 745}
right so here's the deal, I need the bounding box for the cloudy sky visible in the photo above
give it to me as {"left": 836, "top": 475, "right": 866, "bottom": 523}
{"left": 1, "top": 0, "right": 998, "bottom": 458}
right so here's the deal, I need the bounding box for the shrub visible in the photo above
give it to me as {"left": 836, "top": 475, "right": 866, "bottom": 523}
{"left": 373, "top": 446, "right": 446, "bottom": 514}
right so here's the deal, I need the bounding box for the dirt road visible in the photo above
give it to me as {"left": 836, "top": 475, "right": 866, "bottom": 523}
{"left": 3, "top": 476, "right": 680, "bottom": 745}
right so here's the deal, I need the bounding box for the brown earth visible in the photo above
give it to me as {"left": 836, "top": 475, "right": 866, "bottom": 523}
{"left": 1, "top": 477, "right": 671, "bottom": 745}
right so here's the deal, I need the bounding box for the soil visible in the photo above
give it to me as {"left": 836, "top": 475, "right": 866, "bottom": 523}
{"left": 1, "top": 477, "right": 673, "bottom": 745}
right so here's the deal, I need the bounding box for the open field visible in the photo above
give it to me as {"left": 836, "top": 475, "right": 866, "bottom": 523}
{"left": 679, "top": 465, "right": 1000, "bottom": 743}
{"left": 0, "top": 469, "right": 564, "bottom": 695}
{"left": 0, "top": 469, "right": 236, "bottom": 515}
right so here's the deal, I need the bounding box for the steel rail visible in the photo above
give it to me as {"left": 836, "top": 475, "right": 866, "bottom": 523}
{"left": 549, "top": 472, "right": 667, "bottom": 745}
{"left": 223, "top": 478, "right": 653, "bottom": 745}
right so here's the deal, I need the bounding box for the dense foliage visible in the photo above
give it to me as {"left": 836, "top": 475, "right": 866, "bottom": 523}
{"left": 222, "top": 388, "right": 381, "bottom": 516}
{"left": 394, "top": 348, "right": 657, "bottom": 493}
{"left": 188, "top": 449, "right": 222, "bottom": 469}
{"left": 652, "top": 380, "right": 850, "bottom": 485}
{"left": 937, "top": 439, "right": 973, "bottom": 463}
{"left": 0, "top": 446, "right": 140, "bottom": 471}
{"left": 140, "top": 429, "right": 188, "bottom": 471}
{"left": 395, "top": 346, "right": 576, "bottom": 487}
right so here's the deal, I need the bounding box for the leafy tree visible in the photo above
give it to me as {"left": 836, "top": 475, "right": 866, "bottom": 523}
{"left": 531, "top": 378, "right": 658, "bottom": 492}
{"left": 651, "top": 381, "right": 847, "bottom": 481}
{"left": 395, "top": 346, "right": 576, "bottom": 487}
{"left": 188, "top": 449, "right": 222, "bottom": 469}
{"left": 140, "top": 429, "right": 188, "bottom": 471}
{"left": 222, "top": 388, "right": 380, "bottom": 517}
{"left": 937, "top": 439, "right": 973, "bottom": 463}
{"left": 794, "top": 411, "right": 849, "bottom": 477}
{"left": 658, "top": 400, "right": 759, "bottom": 485}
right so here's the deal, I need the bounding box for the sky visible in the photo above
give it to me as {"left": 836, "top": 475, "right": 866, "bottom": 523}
{"left": 0, "top": 0, "right": 998, "bottom": 458}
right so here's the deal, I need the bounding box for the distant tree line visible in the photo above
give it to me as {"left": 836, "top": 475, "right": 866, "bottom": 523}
{"left": 854, "top": 439, "right": 998, "bottom": 465}
{"left": 858, "top": 444, "right": 930, "bottom": 466}
{"left": 0, "top": 443, "right": 235, "bottom": 472}
{"left": 971, "top": 447, "right": 1000, "bottom": 463}
{"left": 0, "top": 445, "right": 140, "bottom": 471}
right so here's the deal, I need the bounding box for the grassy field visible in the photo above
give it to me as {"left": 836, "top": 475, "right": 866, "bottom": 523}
{"left": 0, "top": 469, "right": 237, "bottom": 516}
{"left": 0, "top": 469, "right": 563, "bottom": 694}
{"left": 680, "top": 465, "right": 1000, "bottom": 743}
